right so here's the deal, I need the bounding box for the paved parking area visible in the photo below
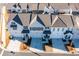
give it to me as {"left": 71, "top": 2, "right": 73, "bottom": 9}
{"left": 0, "top": 48, "right": 2, "bottom": 54}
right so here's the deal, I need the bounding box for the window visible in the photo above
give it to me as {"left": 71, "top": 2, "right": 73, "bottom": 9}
{"left": 10, "top": 22, "right": 17, "bottom": 30}
{"left": 23, "top": 26, "right": 28, "bottom": 30}
{"left": 67, "top": 28, "right": 70, "bottom": 30}
{"left": 30, "top": 27, "right": 43, "bottom": 31}
{"left": 62, "top": 28, "right": 64, "bottom": 31}
{"left": 45, "top": 27, "right": 49, "bottom": 29}
{"left": 13, "top": 27, "right": 17, "bottom": 30}
{"left": 57, "top": 28, "right": 59, "bottom": 31}
{"left": 53, "top": 28, "right": 55, "bottom": 31}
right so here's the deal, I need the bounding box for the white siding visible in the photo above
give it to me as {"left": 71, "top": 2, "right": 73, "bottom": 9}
{"left": 29, "top": 31, "right": 43, "bottom": 38}
{"left": 7, "top": 20, "right": 24, "bottom": 37}
{"left": 50, "top": 27, "right": 72, "bottom": 39}
{"left": 73, "top": 28, "right": 79, "bottom": 39}
{"left": 50, "top": 28, "right": 64, "bottom": 38}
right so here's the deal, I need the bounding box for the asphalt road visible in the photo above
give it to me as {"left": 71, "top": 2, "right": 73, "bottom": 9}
{"left": 0, "top": 48, "right": 2, "bottom": 54}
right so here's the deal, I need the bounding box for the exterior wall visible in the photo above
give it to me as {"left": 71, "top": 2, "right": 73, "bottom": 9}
{"left": 73, "top": 28, "right": 79, "bottom": 39}
{"left": 50, "top": 28, "right": 64, "bottom": 38}
{"left": 7, "top": 20, "right": 79, "bottom": 39}
{"left": 50, "top": 27, "right": 73, "bottom": 39}
{"left": 7, "top": 20, "right": 24, "bottom": 37}
{"left": 29, "top": 31, "right": 43, "bottom": 38}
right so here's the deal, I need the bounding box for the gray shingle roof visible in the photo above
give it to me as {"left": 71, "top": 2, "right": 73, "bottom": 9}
{"left": 2, "top": 3, "right": 79, "bottom": 28}
{"left": 50, "top": 3, "right": 69, "bottom": 9}
{"left": 29, "top": 15, "right": 45, "bottom": 27}
{"left": 58, "top": 15, "right": 75, "bottom": 27}
{"left": 52, "top": 16, "right": 67, "bottom": 27}
{"left": 18, "top": 13, "right": 30, "bottom": 26}
{"left": 7, "top": 13, "right": 17, "bottom": 24}
{"left": 13, "top": 14, "right": 23, "bottom": 26}
{"left": 39, "top": 3, "right": 48, "bottom": 10}
{"left": 38, "top": 14, "right": 51, "bottom": 27}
